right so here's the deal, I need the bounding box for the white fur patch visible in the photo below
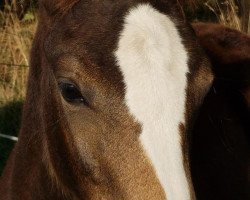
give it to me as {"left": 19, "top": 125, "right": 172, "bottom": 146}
{"left": 115, "top": 4, "right": 190, "bottom": 200}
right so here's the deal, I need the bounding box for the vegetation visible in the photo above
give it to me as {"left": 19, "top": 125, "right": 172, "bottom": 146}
{"left": 189, "top": 0, "right": 249, "bottom": 32}
{"left": 0, "top": 3, "right": 36, "bottom": 104}
{"left": 0, "top": 0, "right": 249, "bottom": 174}
{"left": 0, "top": 3, "right": 36, "bottom": 173}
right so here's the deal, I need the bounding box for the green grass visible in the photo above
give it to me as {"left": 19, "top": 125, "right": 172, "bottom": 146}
{"left": 0, "top": 100, "right": 23, "bottom": 174}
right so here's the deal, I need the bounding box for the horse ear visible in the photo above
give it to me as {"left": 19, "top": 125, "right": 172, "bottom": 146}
{"left": 192, "top": 22, "right": 250, "bottom": 107}
{"left": 40, "top": 0, "right": 79, "bottom": 15}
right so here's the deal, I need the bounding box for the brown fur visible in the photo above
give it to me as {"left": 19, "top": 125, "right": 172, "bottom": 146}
{"left": 0, "top": 1, "right": 213, "bottom": 199}
{"left": 192, "top": 22, "right": 250, "bottom": 108}
{"left": 191, "top": 23, "right": 250, "bottom": 200}
{"left": 41, "top": 0, "right": 80, "bottom": 16}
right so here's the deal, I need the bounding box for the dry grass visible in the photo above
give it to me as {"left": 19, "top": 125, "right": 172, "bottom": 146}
{"left": 205, "top": 0, "right": 241, "bottom": 30}
{"left": 0, "top": 4, "right": 37, "bottom": 173}
{"left": 197, "top": 0, "right": 250, "bottom": 34}
{"left": 0, "top": 6, "right": 36, "bottom": 105}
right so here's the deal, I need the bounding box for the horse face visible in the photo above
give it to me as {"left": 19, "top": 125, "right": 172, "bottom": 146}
{"left": 34, "top": 0, "right": 213, "bottom": 199}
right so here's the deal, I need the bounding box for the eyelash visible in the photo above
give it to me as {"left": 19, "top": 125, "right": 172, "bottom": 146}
{"left": 58, "top": 81, "right": 89, "bottom": 106}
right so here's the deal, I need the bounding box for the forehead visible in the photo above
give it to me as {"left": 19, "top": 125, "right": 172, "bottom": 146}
{"left": 44, "top": 1, "right": 136, "bottom": 54}
{"left": 44, "top": 0, "right": 182, "bottom": 60}
{"left": 43, "top": 0, "right": 182, "bottom": 89}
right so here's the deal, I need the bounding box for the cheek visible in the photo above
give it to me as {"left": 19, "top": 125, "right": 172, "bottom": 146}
{"left": 63, "top": 108, "right": 109, "bottom": 181}
{"left": 64, "top": 109, "right": 103, "bottom": 152}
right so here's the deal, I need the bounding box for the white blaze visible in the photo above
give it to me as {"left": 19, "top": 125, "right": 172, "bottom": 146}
{"left": 115, "top": 4, "right": 190, "bottom": 200}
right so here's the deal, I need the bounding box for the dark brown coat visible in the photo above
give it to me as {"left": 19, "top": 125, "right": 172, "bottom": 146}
{"left": 191, "top": 22, "right": 250, "bottom": 200}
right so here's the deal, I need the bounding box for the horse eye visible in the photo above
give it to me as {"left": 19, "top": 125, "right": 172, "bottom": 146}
{"left": 58, "top": 82, "right": 88, "bottom": 106}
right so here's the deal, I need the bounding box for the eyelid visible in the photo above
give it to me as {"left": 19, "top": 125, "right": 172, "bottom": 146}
{"left": 57, "top": 77, "right": 94, "bottom": 108}
{"left": 57, "top": 77, "right": 80, "bottom": 89}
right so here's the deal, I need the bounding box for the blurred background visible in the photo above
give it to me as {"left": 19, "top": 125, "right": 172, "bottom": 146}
{"left": 0, "top": 0, "right": 249, "bottom": 174}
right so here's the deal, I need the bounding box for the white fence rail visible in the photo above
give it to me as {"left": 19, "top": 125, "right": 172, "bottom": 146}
{"left": 0, "top": 133, "right": 18, "bottom": 142}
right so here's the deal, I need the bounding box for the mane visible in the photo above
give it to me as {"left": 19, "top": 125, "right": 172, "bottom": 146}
{"left": 55, "top": 0, "right": 80, "bottom": 15}
{"left": 178, "top": 0, "right": 195, "bottom": 5}
{"left": 174, "top": 0, "right": 196, "bottom": 20}
{"left": 47, "top": 0, "right": 195, "bottom": 16}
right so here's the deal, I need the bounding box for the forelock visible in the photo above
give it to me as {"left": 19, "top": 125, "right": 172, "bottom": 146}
{"left": 55, "top": 0, "right": 79, "bottom": 14}
{"left": 41, "top": 0, "right": 80, "bottom": 16}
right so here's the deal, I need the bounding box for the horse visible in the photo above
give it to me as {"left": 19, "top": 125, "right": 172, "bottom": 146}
{"left": 191, "top": 22, "right": 250, "bottom": 200}
{"left": 2, "top": 1, "right": 237, "bottom": 199}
